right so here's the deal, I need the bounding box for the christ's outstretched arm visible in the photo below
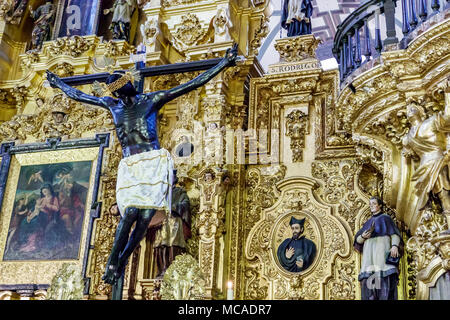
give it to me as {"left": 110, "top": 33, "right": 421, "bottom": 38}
{"left": 46, "top": 70, "right": 115, "bottom": 109}
{"left": 151, "top": 44, "right": 238, "bottom": 109}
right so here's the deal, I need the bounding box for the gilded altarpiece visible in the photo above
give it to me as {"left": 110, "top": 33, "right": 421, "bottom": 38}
{"left": 0, "top": 0, "right": 449, "bottom": 301}
{"left": 336, "top": 11, "right": 450, "bottom": 300}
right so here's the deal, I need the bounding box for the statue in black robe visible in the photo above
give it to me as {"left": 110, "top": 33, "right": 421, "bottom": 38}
{"left": 277, "top": 217, "right": 316, "bottom": 272}
{"left": 281, "top": 0, "right": 313, "bottom": 37}
{"left": 354, "top": 197, "right": 403, "bottom": 300}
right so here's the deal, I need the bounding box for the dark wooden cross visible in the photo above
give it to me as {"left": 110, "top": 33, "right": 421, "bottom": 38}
{"left": 59, "top": 46, "right": 224, "bottom": 300}
{"left": 61, "top": 48, "right": 223, "bottom": 96}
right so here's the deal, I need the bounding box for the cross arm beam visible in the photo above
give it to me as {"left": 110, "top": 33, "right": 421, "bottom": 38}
{"left": 60, "top": 58, "right": 224, "bottom": 86}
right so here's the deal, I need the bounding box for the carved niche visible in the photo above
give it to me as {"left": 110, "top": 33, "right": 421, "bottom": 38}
{"left": 245, "top": 176, "right": 350, "bottom": 299}
{"left": 285, "top": 109, "right": 308, "bottom": 162}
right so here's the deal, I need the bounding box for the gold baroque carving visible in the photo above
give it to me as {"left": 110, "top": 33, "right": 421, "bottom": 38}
{"left": 0, "top": 0, "right": 27, "bottom": 24}
{"left": 431, "top": 234, "right": 450, "bottom": 271}
{"left": 245, "top": 165, "right": 286, "bottom": 236}
{"left": 352, "top": 135, "right": 385, "bottom": 173}
{"left": 141, "top": 17, "right": 159, "bottom": 46}
{"left": 162, "top": 0, "right": 200, "bottom": 7}
{"left": 172, "top": 13, "right": 209, "bottom": 52}
{"left": 104, "top": 40, "right": 135, "bottom": 58}
{"left": 50, "top": 62, "right": 75, "bottom": 78}
{"left": 338, "top": 18, "right": 450, "bottom": 134}
{"left": 46, "top": 36, "right": 93, "bottom": 58}
{"left": 274, "top": 35, "right": 321, "bottom": 62}
{"left": 0, "top": 93, "right": 114, "bottom": 143}
{"left": 312, "top": 159, "right": 367, "bottom": 232}
{"left": 10, "top": 85, "right": 27, "bottom": 115}
{"left": 363, "top": 108, "right": 409, "bottom": 148}
{"left": 245, "top": 177, "right": 349, "bottom": 300}
{"left": 250, "top": 16, "right": 269, "bottom": 56}
{"left": 273, "top": 78, "right": 317, "bottom": 94}
{"left": 21, "top": 51, "right": 40, "bottom": 71}
{"left": 326, "top": 260, "right": 357, "bottom": 300}
{"left": 46, "top": 263, "right": 84, "bottom": 300}
{"left": 407, "top": 207, "right": 448, "bottom": 274}
{"left": 285, "top": 109, "right": 308, "bottom": 162}
{"left": 160, "top": 253, "right": 207, "bottom": 300}
{"left": 313, "top": 75, "right": 355, "bottom": 159}
{"left": 88, "top": 138, "right": 122, "bottom": 297}
{"left": 244, "top": 265, "right": 268, "bottom": 300}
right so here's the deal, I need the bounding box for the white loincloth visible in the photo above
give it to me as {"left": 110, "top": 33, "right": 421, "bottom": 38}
{"left": 116, "top": 148, "right": 173, "bottom": 217}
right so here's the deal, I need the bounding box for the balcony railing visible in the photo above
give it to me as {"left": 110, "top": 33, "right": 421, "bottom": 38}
{"left": 333, "top": 0, "right": 450, "bottom": 85}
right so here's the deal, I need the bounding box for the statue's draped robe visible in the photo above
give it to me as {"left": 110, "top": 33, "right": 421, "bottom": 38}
{"left": 31, "top": 3, "right": 54, "bottom": 49}
{"left": 109, "top": 0, "right": 136, "bottom": 40}
{"left": 111, "top": 0, "right": 134, "bottom": 24}
{"left": 281, "top": 0, "right": 313, "bottom": 37}
{"left": 277, "top": 236, "right": 316, "bottom": 272}
{"left": 149, "top": 186, "right": 191, "bottom": 277}
{"left": 403, "top": 113, "right": 450, "bottom": 210}
{"left": 354, "top": 213, "right": 403, "bottom": 300}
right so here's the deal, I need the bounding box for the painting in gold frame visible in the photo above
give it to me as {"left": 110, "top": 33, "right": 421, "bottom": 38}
{"left": 0, "top": 134, "right": 109, "bottom": 290}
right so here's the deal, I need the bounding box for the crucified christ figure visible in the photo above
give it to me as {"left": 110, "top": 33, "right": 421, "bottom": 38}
{"left": 46, "top": 44, "right": 238, "bottom": 287}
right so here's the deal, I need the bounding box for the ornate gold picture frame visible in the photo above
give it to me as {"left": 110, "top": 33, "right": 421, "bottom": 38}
{"left": 0, "top": 134, "right": 109, "bottom": 293}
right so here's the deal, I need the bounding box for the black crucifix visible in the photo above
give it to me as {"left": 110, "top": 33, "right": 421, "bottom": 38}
{"left": 46, "top": 44, "right": 239, "bottom": 300}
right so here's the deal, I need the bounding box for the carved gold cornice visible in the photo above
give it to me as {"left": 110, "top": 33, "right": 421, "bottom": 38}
{"left": 337, "top": 17, "right": 450, "bottom": 134}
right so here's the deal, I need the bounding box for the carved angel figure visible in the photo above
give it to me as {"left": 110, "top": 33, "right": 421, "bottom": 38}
{"left": 402, "top": 97, "right": 450, "bottom": 227}
{"left": 212, "top": 7, "right": 233, "bottom": 42}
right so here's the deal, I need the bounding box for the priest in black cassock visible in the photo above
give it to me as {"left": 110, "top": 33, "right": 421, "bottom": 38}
{"left": 354, "top": 196, "right": 403, "bottom": 300}
{"left": 277, "top": 217, "right": 317, "bottom": 272}
{"left": 281, "top": 0, "right": 314, "bottom": 37}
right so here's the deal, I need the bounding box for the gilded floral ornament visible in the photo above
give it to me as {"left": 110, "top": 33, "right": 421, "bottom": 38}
{"left": 0, "top": 92, "right": 114, "bottom": 142}
{"left": 21, "top": 50, "right": 40, "bottom": 71}
{"left": 46, "top": 263, "right": 84, "bottom": 300}
{"left": 285, "top": 109, "right": 308, "bottom": 162}
{"left": 104, "top": 40, "right": 135, "bottom": 58}
{"left": 213, "top": 7, "right": 233, "bottom": 42}
{"left": 245, "top": 166, "right": 286, "bottom": 236}
{"left": 407, "top": 208, "right": 448, "bottom": 275}
{"left": 141, "top": 17, "right": 159, "bottom": 46}
{"left": 250, "top": 16, "right": 269, "bottom": 56}
{"left": 162, "top": 0, "right": 199, "bottom": 7}
{"left": 46, "top": 36, "right": 93, "bottom": 58}
{"left": 0, "top": 0, "right": 28, "bottom": 25}
{"left": 431, "top": 233, "right": 450, "bottom": 271}
{"left": 352, "top": 135, "right": 385, "bottom": 173}
{"left": 363, "top": 108, "right": 409, "bottom": 148}
{"left": 326, "top": 261, "right": 356, "bottom": 300}
{"left": 172, "top": 14, "right": 208, "bottom": 52}
{"left": 160, "top": 254, "right": 206, "bottom": 300}
{"left": 50, "top": 62, "right": 75, "bottom": 78}
{"left": 244, "top": 265, "right": 268, "bottom": 300}
{"left": 88, "top": 141, "right": 122, "bottom": 298}
{"left": 197, "top": 207, "right": 225, "bottom": 239}
{"left": 273, "top": 78, "right": 317, "bottom": 94}
{"left": 274, "top": 35, "right": 321, "bottom": 62}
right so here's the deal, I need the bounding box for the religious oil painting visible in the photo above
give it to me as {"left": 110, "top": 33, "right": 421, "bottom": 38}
{"left": 274, "top": 214, "right": 319, "bottom": 274}
{"left": 3, "top": 161, "right": 93, "bottom": 261}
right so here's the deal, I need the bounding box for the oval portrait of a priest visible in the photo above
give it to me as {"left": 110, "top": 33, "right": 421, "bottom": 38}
{"left": 276, "top": 216, "right": 317, "bottom": 273}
